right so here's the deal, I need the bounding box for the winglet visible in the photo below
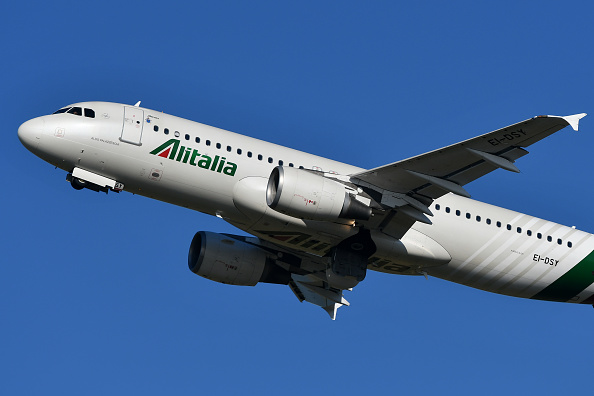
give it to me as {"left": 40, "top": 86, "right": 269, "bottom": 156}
{"left": 324, "top": 303, "right": 339, "bottom": 320}
{"left": 562, "top": 113, "right": 586, "bottom": 131}
{"left": 134, "top": 101, "right": 141, "bottom": 107}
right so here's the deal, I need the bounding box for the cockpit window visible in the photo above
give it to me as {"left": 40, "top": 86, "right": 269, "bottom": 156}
{"left": 67, "top": 107, "right": 82, "bottom": 116}
{"left": 53, "top": 107, "right": 95, "bottom": 118}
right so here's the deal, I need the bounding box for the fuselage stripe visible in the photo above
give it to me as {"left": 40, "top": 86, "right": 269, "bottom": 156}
{"left": 531, "top": 250, "right": 594, "bottom": 302}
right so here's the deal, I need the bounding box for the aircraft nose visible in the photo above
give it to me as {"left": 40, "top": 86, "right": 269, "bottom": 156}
{"left": 18, "top": 117, "right": 44, "bottom": 152}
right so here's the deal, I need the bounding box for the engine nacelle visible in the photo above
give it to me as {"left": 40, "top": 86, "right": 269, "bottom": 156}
{"left": 266, "top": 166, "right": 371, "bottom": 221}
{"left": 188, "top": 231, "right": 290, "bottom": 286}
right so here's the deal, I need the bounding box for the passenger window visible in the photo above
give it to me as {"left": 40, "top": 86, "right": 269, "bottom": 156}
{"left": 506, "top": 224, "right": 512, "bottom": 230}
{"left": 289, "top": 163, "right": 294, "bottom": 167}
{"left": 195, "top": 137, "right": 200, "bottom": 143}
{"left": 258, "top": 154, "right": 263, "bottom": 161}
{"left": 278, "top": 160, "right": 284, "bottom": 166}
{"left": 227, "top": 146, "right": 232, "bottom": 152}
{"left": 486, "top": 218, "right": 491, "bottom": 225}
{"left": 557, "top": 238, "right": 562, "bottom": 245}
{"left": 67, "top": 107, "right": 82, "bottom": 116}
{"left": 435, "top": 204, "right": 441, "bottom": 210}
{"left": 537, "top": 233, "right": 542, "bottom": 239}
{"left": 237, "top": 148, "right": 242, "bottom": 155}
{"left": 527, "top": 230, "right": 532, "bottom": 236}
{"left": 496, "top": 221, "right": 501, "bottom": 227}
{"left": 299, "top": 166, "right": 304, "bottom": 169}
{"left": 216, "top": 143, "right": 221, "bottom": 149}
{"left": 154, "top": 125, "right": 159, "bottom": 132}
{"left": 164, "top": 128, "right": 169, "bottom": 135}
{"left": 568, "top": 241, "right": 573, "bottom": 248}
{"left": 547, "top": 236, "right": 552, "bottom": 242}
{"left": 466, "top": 213, "right": 471, "bottom": 219}
{"left": 476, "top": 216, "right": 481, "bottom": 222}
{"left": 517, "top": 227, "right": 522, "bottom": 233}
{"left": 456, "top": 210, "right": 461, "bottom": 216}
{"left": 206, "top": 140, "right": 211, "bottom": 146}
{"left": 268, "top": 157, "right": 273, "bottom": 163}
{"left": 445, "top": 207, "right": 450, "bottom": 213}
{"left": 84, "top": 108, "right": 95, "bottom": 118}
{"left": 185, "top": 134, "right": 190, "bottom": 141}
{"left": 247, "top": 151, "right": 252, "bottom": 158}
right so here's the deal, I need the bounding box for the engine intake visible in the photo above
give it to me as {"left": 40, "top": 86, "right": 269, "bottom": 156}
{"left": 266, "top": 166, "right": 371, "bottom": 221}
{"left": 188, "top": 231, "right": 290, "bottom": 286}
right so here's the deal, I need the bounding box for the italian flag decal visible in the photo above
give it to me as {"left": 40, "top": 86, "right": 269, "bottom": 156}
{"left": 531, "top": 250, "right": 594, "bottom": 303}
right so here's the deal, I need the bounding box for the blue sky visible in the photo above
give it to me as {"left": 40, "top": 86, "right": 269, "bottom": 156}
{"left": 3, "top": 1, "right": 594, "bottom": 394}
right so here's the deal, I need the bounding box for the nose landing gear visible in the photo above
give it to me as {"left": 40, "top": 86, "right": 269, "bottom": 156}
{"left": 70, "top": 176, "right": 87, "bottom": 190}
{"left": 67, "top": 173, "right": 106, "bottom": 192}
{"left": 66, "top": 169, "right": 124, "bottom": 193}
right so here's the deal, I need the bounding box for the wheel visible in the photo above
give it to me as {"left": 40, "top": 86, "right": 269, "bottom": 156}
{"left": 71, "top": 177, "right": 86, "bottom": 190}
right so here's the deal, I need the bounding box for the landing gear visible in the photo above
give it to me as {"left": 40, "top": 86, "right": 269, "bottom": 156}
{"left": 70, "top": 177, "right": 87, "bottom": 190}
{"left": 66, "top": 173, "right": 109, "bottom": 193}
{"left": 326, "top": 228, "right": 376, "bottom": 289}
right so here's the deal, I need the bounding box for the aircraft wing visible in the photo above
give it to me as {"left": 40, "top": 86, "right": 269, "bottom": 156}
{"left": 351, "top": 114, "right": 586, "bottom": 202}
{"left": 348, "top": 114, "right": 586, "bottom": 239}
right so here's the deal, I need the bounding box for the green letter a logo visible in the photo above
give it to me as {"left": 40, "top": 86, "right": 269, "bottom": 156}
{"left": 150, "top": 139, "right": 180, "bottom": 160}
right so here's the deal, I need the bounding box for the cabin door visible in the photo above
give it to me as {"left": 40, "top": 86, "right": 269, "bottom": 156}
{"left": 120, "top": 106, "right": 144, "bottom": 145}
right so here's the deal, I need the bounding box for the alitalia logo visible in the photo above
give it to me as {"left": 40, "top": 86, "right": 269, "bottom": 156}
{"left": 149, "top": 139, "right": 237, "bottom": 176}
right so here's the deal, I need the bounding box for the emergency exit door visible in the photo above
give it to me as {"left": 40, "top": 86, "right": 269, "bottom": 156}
{"left": 120, "top": 106, "right": 144, "bottom": 145}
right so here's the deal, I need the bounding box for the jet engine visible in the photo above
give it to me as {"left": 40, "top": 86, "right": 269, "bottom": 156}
{"left": 266, "top": 166, "right": 371, "bottom": 222}
{"left": 188, "top": 231, "right": 290, "bottom": 286}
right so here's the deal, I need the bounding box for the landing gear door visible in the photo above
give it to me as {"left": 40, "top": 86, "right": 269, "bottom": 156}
{"left": 120, "top": 106, "right": 144, "bottom": 145}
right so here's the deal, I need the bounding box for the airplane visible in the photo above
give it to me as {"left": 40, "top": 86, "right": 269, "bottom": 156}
{"left": 18, "top": 101, "right": 592, "bottom": 319}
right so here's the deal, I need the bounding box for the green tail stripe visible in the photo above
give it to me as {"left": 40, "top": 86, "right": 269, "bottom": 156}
{"left": 532, "top": 250, "right": 594, "bottom": 302}
{"left": 580, "top": 293, "right": 594, "bottom": 305}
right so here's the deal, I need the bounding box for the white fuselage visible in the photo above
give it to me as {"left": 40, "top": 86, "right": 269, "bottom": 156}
{"left": 18, "top": 101, "right": 594, "bottom": 305}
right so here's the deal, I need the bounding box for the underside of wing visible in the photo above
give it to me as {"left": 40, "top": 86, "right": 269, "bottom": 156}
{"left": 351, "top": 114, "right": 585, "bottom": 200}
{"left": 350, "top": 114, "right": 586, "bottom": 238}
{"left": 289, "top": 273, "right": 350, "bottom": 320}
